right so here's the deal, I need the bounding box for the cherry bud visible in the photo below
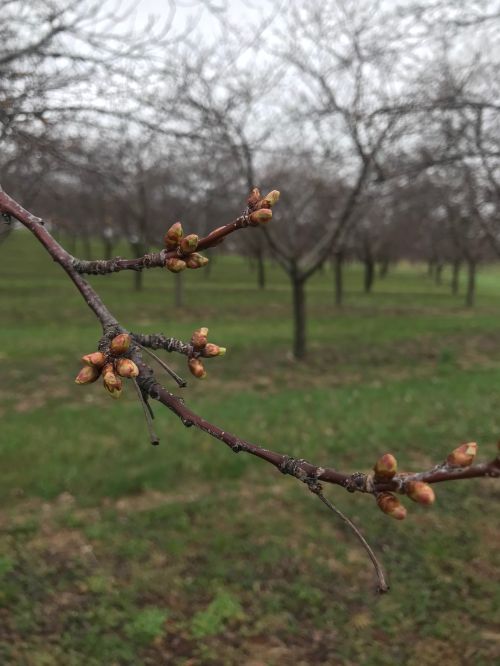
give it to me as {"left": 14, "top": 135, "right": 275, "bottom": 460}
{"left": 373, "top": 453, "right": 398, "bottom": 479}
{"left": 166, "top": 258, "right": 186, "bottom": 273}
{"left": 164, "top": 222, "right": 184, "bottom": 250}
{"left": 188, "top": 357, "right": 207, "bottom": 379}
{"left": 249, "top": 209, "right": 272, "bottom": 226}
{"left": 405, "top": 481, "right": 435, "bottom": 505}
{"left": 191, "top": 327, "right": 208, "bottom": 350}
{"left": 376, "top": 492, "right": 407, "bottom": 520}
{"left": 81, "top": 352, "right": 106, "bottom": 368}
{"left": 115, "top": 358, "right": 139, "bottom": 378}
{"left": 75, "top": 365, "right": 100, "bottom": 384}
{"left": 180, "top": 234, "right": 199, "bottom": 254}
{"left": 110, "top": 333, "right": 131, "bottom": 356}
{"left": 447, "top": 442, "right": 477, "bottom": 467}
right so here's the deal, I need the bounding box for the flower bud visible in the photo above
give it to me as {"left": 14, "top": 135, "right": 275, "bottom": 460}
{"left": 115, "top": 358, "right": 139, "bottom": 378}
{"left": 191, "top": 327, "right": 208, "bottom": 349}
{"left": 75, "top": 365, "right": 100, "bottom": 384}
{"left": 166, "top": 258, "right": 186, "bottom": 273}
{"left": 203, "top": 343, "right": 226, "bottom": 357}
{"left": 110, "top": 333, "right": 132, "bottom": 356}
{"left": 376, "top": 493, "right": 407, "bottom": 520}
{"left": 262, "top": 190, "right": 280, "bottom": 208}
{"left": 247, "top": 187, "right": 261, "bottom": 209}
{"left": 81, "top": 351, "right": 106, "bottom": 368}
{"left": 185, "top": 253, "right": 209, "bottom": 269}
{"left": 373, "top": 453, "right": 398, "bottom": 479}
{"left": 405, "top": 481, "right": 435, "bottom": 505}
{"left": 188, "top": 357, "right": 206, "bottom": 379}
{"left": 103, "top": 363, "right": 122, "bottom": 398}
{"left": 180, "top": 234, "right": 199, "bottom": 253}
{"left": 447, "top": 442, "right": 477, "bottom": 467}
{"left": 249, "top": 209, "right": 273, "bottom": 226}
{"left": 164, "top": 221, "right": 184, "bottom": 250}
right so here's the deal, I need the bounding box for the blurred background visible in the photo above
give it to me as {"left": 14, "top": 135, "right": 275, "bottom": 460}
{"left": 1, "top": 1, "right": 500, "bottom": 664}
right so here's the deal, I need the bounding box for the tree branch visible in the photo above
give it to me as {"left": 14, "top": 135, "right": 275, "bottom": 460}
{"left": 1, "top": 185, "right": 499, "bottom": 592}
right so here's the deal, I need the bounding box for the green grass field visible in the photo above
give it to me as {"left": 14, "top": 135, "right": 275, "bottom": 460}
{"left": 1, "top": 230, "right": 499, "bottom": 665}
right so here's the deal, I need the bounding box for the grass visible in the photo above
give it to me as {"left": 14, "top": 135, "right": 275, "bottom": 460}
{"left": 1, "top": 230, "right": 500, "bottom": 665}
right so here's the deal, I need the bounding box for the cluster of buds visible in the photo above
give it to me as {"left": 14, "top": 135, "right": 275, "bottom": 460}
{"left": 164, "top": 221, "right": 209, "bottom": 273}
{"left": 246, "top": 187, "right": 280, "bottom": 226}
{"left": 372, "top": 453, "right": 435, "bottom": 520}
{"left": 75, "top": 333, "right": 139, "bottom": 399}
{"left": 187, "top": 327, "right": 226, "bottom": 379}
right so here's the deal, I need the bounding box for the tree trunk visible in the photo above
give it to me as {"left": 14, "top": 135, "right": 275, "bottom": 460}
{"left": 174, "top": 272, "right": 184, "bottom": 308}
{"left": 103, "top": 238, "right": 113, "bottom": 261}
{"left": 451, "top": 260, "right": 461, "bottom": 295}
{"left": 291, "top": 272, "right": 306, "bottom": 360}
{"left": 435, "top": 261, "right": 443, "bottom": 285}
{"left": 379, "top": 259, "right": 389, "bottom": 278}
{"left": 205, "top": 255, "right": 214, "bottom": 278}
{"left": 465, "top": 260, "right": 476, "bottom": 307}
{"left": 134, "top": 270, "right": 143, "bottom": 291}
{"left": 67, "top": 234, "right": 76, "bottom": 255}
{"left": 130, "top": 242, "right": 146, "bottom": 291}
{"left": 364, "top": 254, "right": 375, "bottom": 294}
{"left": 82, "top": 235, "right": 91, "bottom": 259}
{"left": 257, "top": 249, "right": 266, "bottom": 289}
{"left": 333, "top": 251, "right": 343, "bottom": 307}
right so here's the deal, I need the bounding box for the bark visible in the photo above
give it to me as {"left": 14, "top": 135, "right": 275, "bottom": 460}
{"left": 333, "top": 251, "right": 344, "bottom": 307}
{"left": 465, "top": 260, "right": 476, "bottom": 307}
{"left": 130, "top": 241, "right": 147, "bottom": 291}
{"left": 364, "top": 254, "right": 375, "bottom": 294}
{"left": 103, "top": 238, "right": 113, "bottom": 261}
{"left": 451, "top": 260, "right": 461, "bottom": 295}
{"left": 435, "top": 261, "right": 444, "bottom": 285}
{"left": 291, "top": 269, "right": 306, "bottom": 360}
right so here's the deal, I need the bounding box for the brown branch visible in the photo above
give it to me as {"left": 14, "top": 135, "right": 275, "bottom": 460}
{"left": 71, "top": 213, "right": 252, "bottom": 275}
{"left": 2, "top": 184, "right": 499, "bottom": 591}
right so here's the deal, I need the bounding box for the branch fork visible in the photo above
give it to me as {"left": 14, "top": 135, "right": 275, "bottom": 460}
{"left": 1, "top": 183, "right": 498, "bottom": 592}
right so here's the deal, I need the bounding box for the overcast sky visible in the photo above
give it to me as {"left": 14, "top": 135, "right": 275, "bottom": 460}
{"left": 115, "top": 0, "right": 266, "bottom": 35}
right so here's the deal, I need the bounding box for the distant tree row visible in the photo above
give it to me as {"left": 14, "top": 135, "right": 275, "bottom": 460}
{"left": 2, "top": 0, "right": 500, "bottom": 357}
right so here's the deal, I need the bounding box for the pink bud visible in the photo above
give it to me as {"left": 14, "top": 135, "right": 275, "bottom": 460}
{"left": 110, "top": 333, "right": 131, "bottom": 356}
{"left": 191, "top": 327, "right": 208, "bottom": 350}
{"left": 115, "top": 358, "right": 139, "bottom": 378}
{"left": 164, "top": 221, "right": 183, "bottom": 250}
{"left": 447, "top": 442, "right": 477, "bottom": 467}
{"left": 376, "top": 493, "right": 407, "bottom": 520}
{"left": 405, "top": 481, "right": 435, "bottom": 505}
{"left": 373, "top": 453, "right": 398, "bottom": 479}
{"left": 188, "top": 357, "right": 206, "bottom": 379}
{"left": 249, "top": 209, "right": 272, "bottom": 226}
{"left": 81, "top": 352, "right": 106, "bottom": 368}
{"left": 202, "top": 343, "right": 226, "bottom": 357}
{"left": 75, "top": 365, "right": 100, "bottom": 385}
{"left": 166, "top": 258, "right": 186, "bottom": 273}
{"left": 180, "top": 234, "right": 199, "bottom": 253}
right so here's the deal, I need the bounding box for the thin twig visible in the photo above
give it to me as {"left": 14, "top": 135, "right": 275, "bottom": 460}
{"left": 309, "top": 484, "right": 389, "bottom": 594}
{"left": 136, "top": 342, "right": 187, "bottom": 388}
{"left": 132, "top": 378, "right": 160, "bottom": 446}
